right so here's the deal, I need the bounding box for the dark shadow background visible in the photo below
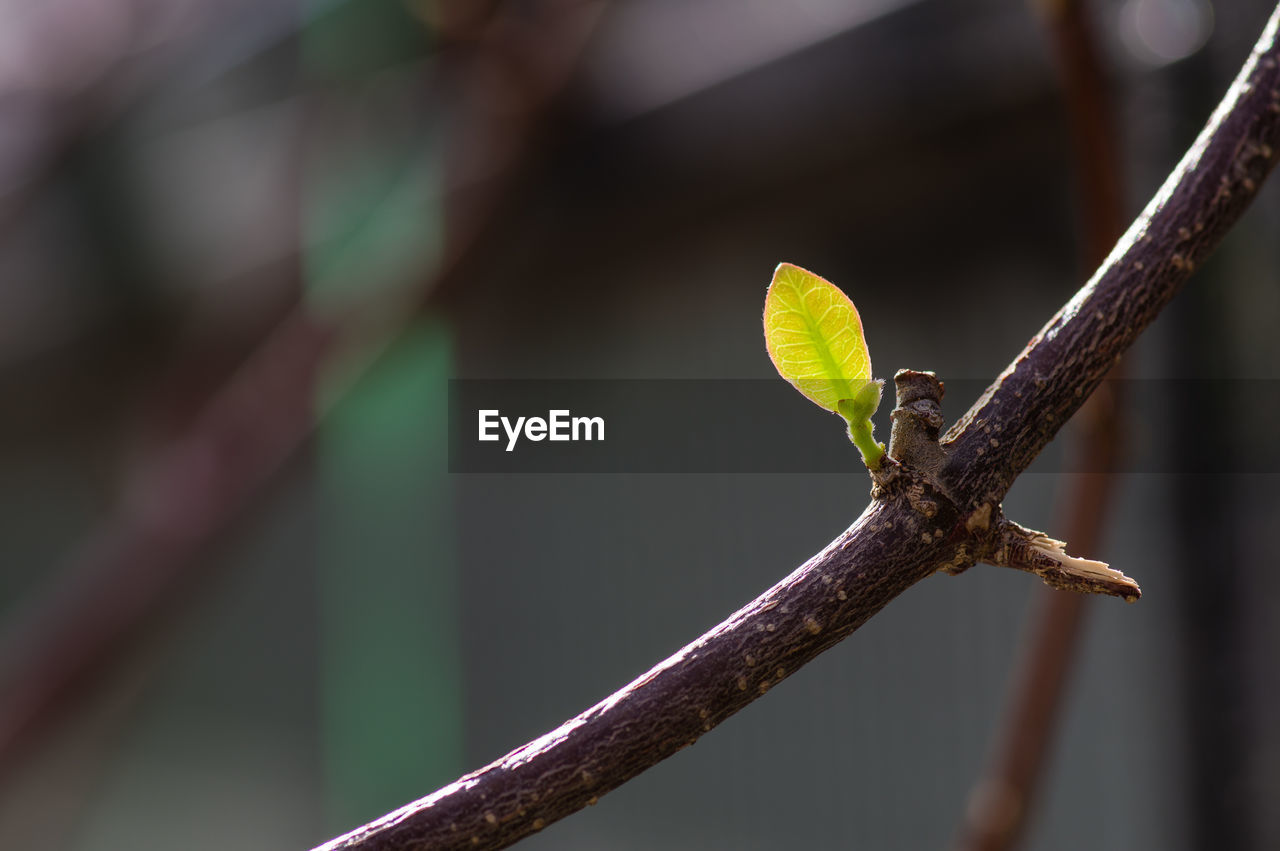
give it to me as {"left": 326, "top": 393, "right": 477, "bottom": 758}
{"left": 1, "top": 1, "right": 1278, "bottom": 849}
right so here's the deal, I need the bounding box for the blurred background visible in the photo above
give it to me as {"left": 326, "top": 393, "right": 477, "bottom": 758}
{"left": 1, "top": 0, "right": 1278, "bottom": 849}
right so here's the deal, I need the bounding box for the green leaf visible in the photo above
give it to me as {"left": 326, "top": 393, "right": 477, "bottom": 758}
{"left": 764, "top": 262, "right": 885, "bottom": 469}
{"left": 764, "top": 263, "right": 872, "bottom": 410}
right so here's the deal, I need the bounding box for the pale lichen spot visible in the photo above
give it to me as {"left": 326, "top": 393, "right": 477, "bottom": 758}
{"left": 471, "top": 837, "right": 481, "bottom": 846}
{"left": 588, "top": 796, "right": 599, "bottom": 806}
{"left": 703, "top": 721, "right": 712, "bottom": 732}
{"left": 582, "top": 769, "right": 594, "bottom": 786}
{"left": 990, "top": 438, "right": 999, "bottom": 448}
{"left": 775, "top": 666, "right": 786, "bottom": 679}
{"left": 758, "top": 681, "right": 771, "bottom": 695}
{"left": 737, "top": 676, "right": 748, "bottom": 691}
{"left": 836, "top": 589, "right": 848, "bottom": 601}
{"left": 779, "top": 604, "right": 791, "bottom": 615}
{"left": 934, "top": 528, "right": 944, "bottom": 539}
{"left": 699, "top": 707, "right": 710, "bottom": 719}
{"left": 1178, "top": 227, "right": 1191, "bottom": 240}
{"left": 485, "top": 812, "right": 498, "bottom": 826}
{"left": 533, "top": 819, "right": 546, "bottom": 830}
{"left": 1133, "top": 260, "right": 1145, "bottom": 270}
{"left": 820, "top": 574, "right": 833, "bottom": 585}
{"left": 744, "top": 653, "right": 756, "bottom": 667}
{"left": 965, "top": 503, "right": 993, "bottom": 533}
{"left": 803, "top": 615, "right": 822, "bottom": 635}
{"left": 765, "top": 623, "right": 776, "bottom": 632}
{"left": 921, "top": 532, "right": 931, "bottom": 543}
{"left": 976, "top": 446, "right": 985, "bottom": 456}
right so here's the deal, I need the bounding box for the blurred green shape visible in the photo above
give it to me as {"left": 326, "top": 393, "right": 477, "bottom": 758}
{"left": 303, "top": 0, "right": 460, "bottom": 832}
{"left": 316, "top": 323, "right": 462, "bottom": 830}
{"left": 303, "top": 0, "right": 434, "bottom": 81}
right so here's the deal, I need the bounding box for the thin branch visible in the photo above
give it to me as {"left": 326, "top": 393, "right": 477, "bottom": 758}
{"left": 0, "top": 313, "right": 332, "bottom": 773}
{"left": 315, "top": 8, "right": 1280, "bottom": 850}
{"left": 941, "top": 3, "right": 1280, "bottom": 503}
{"left": 988, "top": 520, "right": 1137, "bottom": 599}
{"left": 956, "top": 0, "right": 1129, "bottom": 844}
{"left": 0, "top": 0, "right": 606, "bottom": 782}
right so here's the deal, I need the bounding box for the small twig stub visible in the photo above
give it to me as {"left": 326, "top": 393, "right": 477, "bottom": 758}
{"left": 990, "top": 520, "right": 1141, "bottom": 602}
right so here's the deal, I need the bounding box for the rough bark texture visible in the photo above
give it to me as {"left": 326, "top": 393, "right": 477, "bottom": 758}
{"left": 319, "top": 379, "right": 958, "bottom": 851}
{"left": 955, "top": 0, "right": 1131, "bottom": 844}
{"left": 315, "top": 8, "right": 1280, "bottom": 851}
{"left": 942, "top": 7, "right": 1280, "bottom": 508}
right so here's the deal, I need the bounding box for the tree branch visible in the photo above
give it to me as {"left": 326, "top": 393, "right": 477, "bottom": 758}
{"left": 957, "top": 0, "right": 1130, "bottom": 843}
{"left": 942, "top": 5, "right": 1280, "bottom": 505}
{"left": 315, "top": 8, "right": 1280, "bottom": 850}
{"left": 0, "top": 0, "right": 606, "bottom": 783}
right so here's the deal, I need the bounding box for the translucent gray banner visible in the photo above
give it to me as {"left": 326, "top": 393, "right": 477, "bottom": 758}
{"left": 447, "top": 379, "right": 1277, "bottom": 474}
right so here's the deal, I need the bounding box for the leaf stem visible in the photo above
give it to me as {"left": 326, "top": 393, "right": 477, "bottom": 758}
{"left": 847, "top": 419, "right": 885, "bottom": 470}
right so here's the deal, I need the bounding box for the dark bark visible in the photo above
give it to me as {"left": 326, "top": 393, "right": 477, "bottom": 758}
{"left": 316, "top": 8, "right": 1280, "bottom": 851}
{"left": 942, "top": 7, "right": 1280, "bottom": 507}
{"left": 321, "top": 380, "right": 956, "bottom": 851}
